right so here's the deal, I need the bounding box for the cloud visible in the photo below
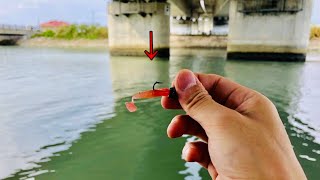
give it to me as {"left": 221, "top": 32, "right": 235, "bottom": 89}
{"left": 311, "top": 0, "right": 320, "bottom": 24}
{"left": 18, "top": 0, "right": 49, "bottom": 9}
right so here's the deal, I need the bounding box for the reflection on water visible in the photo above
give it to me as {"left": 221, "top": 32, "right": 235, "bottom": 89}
{"left": 0, "top": 47, "right": 115, "bottom": 179}
{"left": 0, "top": 47, "right": 319, "bottom": 179}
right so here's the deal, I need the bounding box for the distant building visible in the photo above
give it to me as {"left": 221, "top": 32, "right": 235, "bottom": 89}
{"left": 40, "top": 20, "right": 69, "bottom": 30}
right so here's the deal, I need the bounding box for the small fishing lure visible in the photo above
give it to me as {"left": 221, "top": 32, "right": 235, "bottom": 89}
{"left": 125, "top": 81, "right": 177, "bottom": 112}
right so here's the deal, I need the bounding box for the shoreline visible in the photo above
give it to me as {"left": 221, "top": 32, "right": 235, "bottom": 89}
{"left": 308, "top": 38, "right": 320, "bottom": 52}
{"left": 19, "top": 38, "right": 108, "bottom": 50}
{"left": 19, "top": 37, "right": 320, "bottom": 53}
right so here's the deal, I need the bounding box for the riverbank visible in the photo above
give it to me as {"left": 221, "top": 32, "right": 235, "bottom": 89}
{"left": 171, "top": 36, "right": 320, "bottom": 53}
{"left": 309, "top": 38, "right": 320, "bottom": 52}
{"left": 19, "top": 38, "right": 108, "bottom": 49}
{"left": 19, "top": 37, "right": 320, "bottom": 53}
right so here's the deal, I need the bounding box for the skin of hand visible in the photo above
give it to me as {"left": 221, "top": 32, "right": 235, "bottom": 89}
{"left": 161, "top": 69, "right": 306, "bottom": 180}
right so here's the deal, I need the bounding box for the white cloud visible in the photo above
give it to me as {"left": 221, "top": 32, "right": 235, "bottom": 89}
{"left": 18, "top": 0, "right": 49, "bottom": 9}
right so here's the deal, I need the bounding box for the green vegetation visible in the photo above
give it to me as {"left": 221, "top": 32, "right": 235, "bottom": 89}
{"left": 310, "top": 26, "right": 320, "bottom": 39}
{"left": 32, "top": 24, "right": 108, "bottom": 40}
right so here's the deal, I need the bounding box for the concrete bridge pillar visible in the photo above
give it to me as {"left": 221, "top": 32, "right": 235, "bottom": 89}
{"left": 227, "top": 0, "right": 313, "bottom": 61}
{"left": 108, "top": 1, "right": 170, "bottom": 57}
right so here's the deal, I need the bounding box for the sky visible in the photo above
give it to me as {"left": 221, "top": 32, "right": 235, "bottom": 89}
{"left": 0, "top": 0, "right": 318, "bottom": 26}
{"left": 0, "top": 0, "right": 109, "bottom": 26}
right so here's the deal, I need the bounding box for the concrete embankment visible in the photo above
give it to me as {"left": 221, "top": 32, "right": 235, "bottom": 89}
{"left": 19, "top": 38, "right": 108, "bottom": 49}
{"left": 20, "top": 36, "right": 227, "bottom": 50}
{"left": 19, "top": 37, "right": 320, "bottom": 55}
{"left": 309, "top": 39, "right": 320, "bottom": 53}
{"left": 170, "top": 36, "right": 320, "bottom": 53}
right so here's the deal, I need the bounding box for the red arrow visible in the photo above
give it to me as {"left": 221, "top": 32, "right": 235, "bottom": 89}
{"left": 144, "top": 31, "right": 158, "bottom": 60}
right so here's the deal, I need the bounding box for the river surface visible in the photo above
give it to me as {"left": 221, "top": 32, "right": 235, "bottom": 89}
{"left": 0, "top": 47, "right": 320, "bottom": 179}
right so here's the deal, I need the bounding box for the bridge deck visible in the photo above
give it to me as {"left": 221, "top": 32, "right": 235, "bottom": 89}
{"left": 0, "top": 24, "right": 39, "bottom": 45}
{"left": 0, "top": 24, "right": 38, "bottom": 36}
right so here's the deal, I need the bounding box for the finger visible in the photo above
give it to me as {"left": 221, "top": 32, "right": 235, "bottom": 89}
{"left": 193, "top": 72, "right": 257, "bottom": 111}
{"left": 182, "top": 141, "right": 218, "bottom": 179}
{"left": 161, "top": 96, "right": 182, "bottom": 109}
{"left": 167, "top": 115, "right": 208, "bottom": 142}
{"left": 208, "top": 163, "right": 218, "bottom": 180}
{"left": 182, "top": 142, "right": 218, "bottom": 179}
{"left": 182, "top": 141, "right": 210, "bottom": 168}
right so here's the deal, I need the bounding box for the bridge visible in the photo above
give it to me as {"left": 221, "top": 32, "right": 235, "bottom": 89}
{"left": 108, "top": 0, "right": 313, "bottom": 61}
{"left": 0, "top": 25, "right": 38, "bottom": 45}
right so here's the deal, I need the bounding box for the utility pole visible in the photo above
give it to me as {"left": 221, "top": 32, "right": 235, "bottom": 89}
{"left": 91, "top": 10, "right": 95, "bottom": 25}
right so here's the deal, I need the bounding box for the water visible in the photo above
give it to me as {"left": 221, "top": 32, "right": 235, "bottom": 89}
{"left": 0, "top": 47, "right": 319, "bottom": 179}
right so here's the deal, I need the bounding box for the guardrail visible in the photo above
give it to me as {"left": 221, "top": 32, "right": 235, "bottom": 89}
{"left": 0, "top": 24, "right": 40, "bottom": 32}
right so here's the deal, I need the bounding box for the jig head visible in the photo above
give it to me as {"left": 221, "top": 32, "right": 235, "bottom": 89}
{"left": 125, "top": 81, "right": 177, "bottom": 112}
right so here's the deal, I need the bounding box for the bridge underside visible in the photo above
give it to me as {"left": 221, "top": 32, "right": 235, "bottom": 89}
{"left": 0, "top": 35, "right": 24, "bottom": 45}
{"left": 108, "top": 0, "right": 230, "bottom": 56}
{"left": 0, "top": 25, "right": 35, "bottom": 46}
{"left": 169, "top": 0, "right": 229, "bottom": 17}
{"left": 108, "top": 0, "right": 313, "bottom": 61}
{"left": 169, "top": 0, "right": 229, "bottom": 35}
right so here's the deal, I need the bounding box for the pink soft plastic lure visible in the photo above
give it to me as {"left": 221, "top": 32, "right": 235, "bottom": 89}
{"left": 125, "top": 82, "right": 177, "bottom": 112}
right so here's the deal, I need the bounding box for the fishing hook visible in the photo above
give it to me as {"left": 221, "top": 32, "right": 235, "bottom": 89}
{"left": 153, "top": 81, "right": 162, "bottom": 90}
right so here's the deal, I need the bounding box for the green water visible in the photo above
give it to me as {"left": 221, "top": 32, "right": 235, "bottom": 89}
{"left": 1, "top": 47, "right": 320, "bottom": 179}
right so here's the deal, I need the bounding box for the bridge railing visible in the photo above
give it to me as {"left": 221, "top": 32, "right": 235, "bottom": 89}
{"left": 237, "top": 0, "right": 304, "bottom": 14}
{"left": 0, "top": 24, "right": 40, "bottom": 32}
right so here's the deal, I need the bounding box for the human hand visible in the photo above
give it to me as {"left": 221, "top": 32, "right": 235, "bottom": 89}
{"left": 162, "top": 69, "right": 306, "bottom": 180}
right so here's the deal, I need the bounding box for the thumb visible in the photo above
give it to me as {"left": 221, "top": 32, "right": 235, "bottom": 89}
{"left": 175, "top": 69, "right": 228, "bottom": 127}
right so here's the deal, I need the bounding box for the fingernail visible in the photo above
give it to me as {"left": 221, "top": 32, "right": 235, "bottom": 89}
{"left": 176, "top": 70, "right": 197, "bottom": 92}
{"left": 182, "top": 143, "right": 190, "bottom": 160}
